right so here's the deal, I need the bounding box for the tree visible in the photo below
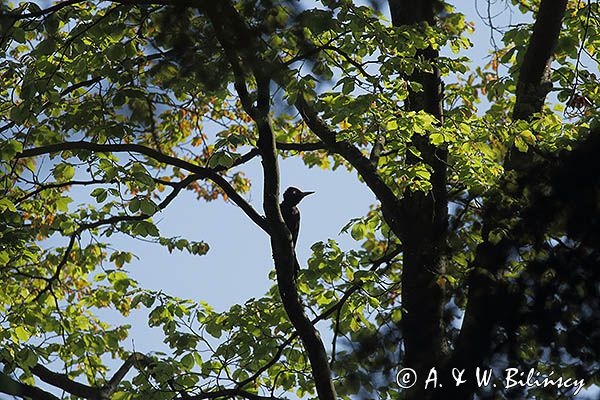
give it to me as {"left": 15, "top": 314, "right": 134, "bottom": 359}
{"left": 0, "top": 0, "right": 598, "bottom": 399}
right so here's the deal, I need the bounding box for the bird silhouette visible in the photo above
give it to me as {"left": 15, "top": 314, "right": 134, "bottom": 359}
{"left": 280, "top": 187, "right": 314, "bottom": 278}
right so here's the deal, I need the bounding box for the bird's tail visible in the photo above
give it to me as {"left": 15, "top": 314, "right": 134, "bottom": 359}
{"left": 293, "top": 257, "right": 300, "bottom": 281}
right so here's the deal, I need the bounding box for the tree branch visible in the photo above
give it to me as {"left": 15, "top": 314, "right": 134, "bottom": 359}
{"left": 312, "top": 246, "right": 402, "bottom": 325}
{"left": 16, "top": 141, "right": 268, "bottom": 232}
{"left": 387, "top": 3, "right": 449, "bottom": 397}
{"left": 31, "top": 233, "right": 77, "bottom": 302}
{"left": 102, "top": 352, "right": 153, "bottom": 396}
{"left": 16, "top": 179, "right": 105, "bottom": 204}
{"left": 236, "top": 246, "right": 401, "bottom": 390}
{"left": 5, "top": 0, "right": 82, "bottom": 19}
{"left": 59, "top": 52, "right": 174, "bottom": 97}
{"left": 447, "top": 1, "right": 569, "bottom": 398}
{"left": 276, "top": 141, "right": 326, "bottom": 152}
{"left": 0, "top": 371, "right": 60, "bottom": 400}
{"left": 15, "top": 352, "right": 153, "bottom": 400}
{"left": 4, "top": 0, "right": 175, "bottom": 20}
{"left": 295, "top": 96, "right": 403, "bottom": 231}
{"left": 228, "top": 148, "right": 260, "bottom": 169}
{"left": 512, "top": 0, "right": 568, "bottom": 121}
{"left": 235, "top": 335, "right": 296, "bottom": 390}
{"left": 200, "top": 3, "right": 338, "bottom": 399}
{"left": 30, "top": 364, "right": 99, "bottom": 399}
{"left": 189, "top": 389, "right": 279, "bottom": 400}
{"left": 60, "top": 76, "right": 102, "bottom": 96}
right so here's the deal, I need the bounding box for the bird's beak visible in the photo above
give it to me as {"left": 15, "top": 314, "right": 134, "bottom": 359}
{"left": 301, "top": 191, "right": 315, "bottom": 198}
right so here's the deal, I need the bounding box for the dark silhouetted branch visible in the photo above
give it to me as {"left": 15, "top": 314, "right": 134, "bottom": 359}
{"left": 16, "top": 179, "right": 105, "bottom": 204}
{"left": 16, "top": 141, "right": 268, "bottom": 232}
{"left": 102, "top": 352, "right": 153, "bottom": 396}
{"left": 447, "top": 1, "right": 569, "bottom": 398}
{"left": 200, "top": 3, "right": 338, "bottom": 399}
{"left": 30, "top": 364, "right": 98, "bottom": 399}
{"left": 295, "top": 96, "right": 403, "bottom": 231}
{"left": 189, "top": 389, "right": 280, "bottom": 400}
{"left": 276, "top": 141, "right": 326, "bottom": 152}
{"left": 0, "top": 371, "right": 60, "bottom": 400}
{"left": 513, "top": 0, "right": 568, "bottom": 121}
{"left": 26, "top": 352, "right": 152, "bottom": 399}
{"left": 5, "top": 0, "right": 175, "bottom": 20}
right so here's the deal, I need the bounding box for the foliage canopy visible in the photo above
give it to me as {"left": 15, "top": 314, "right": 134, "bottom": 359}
{"left": 0, "top": 0, "right": 599, "bottom": 399}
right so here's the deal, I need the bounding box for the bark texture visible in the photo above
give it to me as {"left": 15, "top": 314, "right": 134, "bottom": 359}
{"left": 388, "top": 2, "right": 448, "bottom": 399}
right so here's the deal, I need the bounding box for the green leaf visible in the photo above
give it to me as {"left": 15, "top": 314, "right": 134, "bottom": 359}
{"left": 0, "top": 198, "right": 17, "bottom": 212}
{"left": 91, "top": 188, "right": 108, "bottom": 203}
{"left": 10, "top": 105, "right": 30, "bottom": 123}
{"left": 208, "top": 152, "right": 234, "bottom": 169}
{"left": 520, "top": 129, "right": 536, "bottom": 144}
{"left": 19, "top": 348, "right": 38, "bottom": 368}
{"left": 94, "top": 273, "right": 106, "bottom": 282}
{"left": 350, "top": 223, "right": 366, "bottom": 241}
{"left": 37, "top": 38, "right": 56, "bottom": 55}
{"left": 128, "top": 198, "right": 140, "bottom": 213}
{"left": 14, "top": 326, "right": 30, "bottom": 342}
{"left": 514, "top": 136, "right": 528, "bottom": 152}
{"left": 181, "top": 353, "right": 195, "bottom": 371}
{"left": 53, "top": 164, "right": 75, "bottom": 180}
{"left": 140, "top": 199, "right": 157, "bottom": 215}
{"left": 430, "top": 133, "right": 445, "bottom": 145}
{"left": 342, "top": 79, "right": 355, "bottom": 95}
{"left": 13, "top": 28, "right": 26, "bottom": 43}
{"left": 0, "top": 140, "right": 23, "bottom": 160}
{"left": 55, "top": 197, "right": 73, "bottom": 212}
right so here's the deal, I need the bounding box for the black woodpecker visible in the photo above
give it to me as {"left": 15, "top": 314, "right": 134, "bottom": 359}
{"left": 280, "top": 187, "right": 314, "bottom": 277}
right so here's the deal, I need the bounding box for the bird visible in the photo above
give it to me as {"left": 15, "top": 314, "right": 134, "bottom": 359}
{"left": 280, "top": 186, "right": 314, "bottom": 277}
{"left": 280, "top": 186, "right": 314, "bottom": 246}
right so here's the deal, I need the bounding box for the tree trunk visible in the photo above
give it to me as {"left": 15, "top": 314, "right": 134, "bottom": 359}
{"left": 388, "top": 1, "right": 448, "bottom": 399}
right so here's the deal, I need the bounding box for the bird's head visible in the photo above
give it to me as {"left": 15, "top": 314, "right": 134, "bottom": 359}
{"left": 283, "top": 186, "right": 314, "bottom": 206}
